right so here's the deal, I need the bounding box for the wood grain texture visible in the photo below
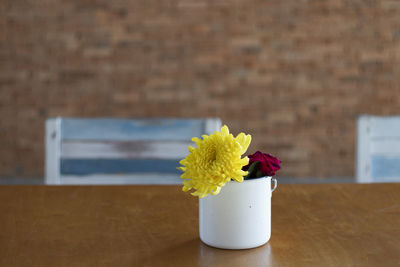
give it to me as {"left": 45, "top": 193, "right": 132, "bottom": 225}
{"left": 0, "top": 184, "right": 399, "bottom": 267}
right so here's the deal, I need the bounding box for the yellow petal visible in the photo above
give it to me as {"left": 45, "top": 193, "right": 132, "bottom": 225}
{"left": 236, "top": 132, "right": 245, "bottom": 145}
{"left": 232, "top": 175, "right": 244, "bottom": 183}
{"left": 192, "top": 137, "right": 202, "bottom": 144}
{"left": 211, "top": 186, "right": 221, "bottom": 195}
{"left": 242, "top": 134, "right": 252, "bottom": 152}
{"left": 221, "top": 125, "right": 229, "bottom": 136}
{"left": 240, "top": 157, "right": 249, "bottom": 165}
{"left": 238, "top": 170, "right": 248, "bottom": 176}
{"left": 191, "top": 191, "right": 200, "bottom": 196}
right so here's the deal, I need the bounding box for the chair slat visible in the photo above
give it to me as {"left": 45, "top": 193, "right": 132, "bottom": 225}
{"left": 60, "top": 174, "right": 182, "bottom": 185}
{"left": 370, "top": 117, "right": 400, "bottom": 138}
{"left": 371, "top": 139, "right": 400, "bottom": 155}
{"left": 357, "top": 115, "right": 400, "bottom": 183}
{"left": 61, "top": 118, "right": 206, "bottom": 141}
{"left": 60, "top": 159, "right": 181, "bottom": 176}
{"left": 61, "top": 140, "right": 191, "bottom": 159}
{"left": 371, "top": 155, "right": 400, "bottom": 181}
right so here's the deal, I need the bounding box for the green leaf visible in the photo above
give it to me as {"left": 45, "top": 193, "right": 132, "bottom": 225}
{"left": 244, "top": 161, "right": 259, "bottom": 179}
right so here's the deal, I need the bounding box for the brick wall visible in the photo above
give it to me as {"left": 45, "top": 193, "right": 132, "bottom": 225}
{"left": 1, "top": 0, "right": 400, "bottom": 179}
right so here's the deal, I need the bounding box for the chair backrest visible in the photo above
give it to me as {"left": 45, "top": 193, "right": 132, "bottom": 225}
{"left": 45, "top": 118, "right": 221, "bottom": 185}
{"left": 356, "top": 115, "right": 400, "bottom": 183}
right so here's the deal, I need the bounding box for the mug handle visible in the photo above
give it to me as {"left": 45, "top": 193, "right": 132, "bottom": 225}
{"left": 271, "top": 178, "right": 278, "bottom": 193}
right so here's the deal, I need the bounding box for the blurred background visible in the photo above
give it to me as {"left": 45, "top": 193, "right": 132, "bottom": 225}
{"left": 1, "top": 0, "right": 400, "bottom": 183}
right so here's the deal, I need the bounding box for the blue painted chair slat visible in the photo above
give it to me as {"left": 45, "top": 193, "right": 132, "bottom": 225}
{"left": 370, "top": 155, "right": 400, "bottom": 181}
{"left": 61, "top": 118, "right": 206, "bottom": 141}
{"left": 60, "top": 159, "right": 181, "bottom": 175}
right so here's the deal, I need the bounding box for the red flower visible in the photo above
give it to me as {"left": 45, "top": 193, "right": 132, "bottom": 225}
{"left": 243, "top": 151, "right": 281, "bottom": 177}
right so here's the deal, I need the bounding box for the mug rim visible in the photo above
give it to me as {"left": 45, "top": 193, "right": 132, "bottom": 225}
{"left": 229, "top": 176, "right": 272, "bottom": 184}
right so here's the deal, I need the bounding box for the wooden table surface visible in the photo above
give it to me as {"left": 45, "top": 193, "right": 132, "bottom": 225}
{"left": 0, "top": 184, "right": 399, "bottom": 267}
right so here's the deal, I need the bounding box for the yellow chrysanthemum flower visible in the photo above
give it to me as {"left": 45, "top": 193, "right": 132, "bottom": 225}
{"left": 178, "top": 125, "right": 252, "bottom": 198}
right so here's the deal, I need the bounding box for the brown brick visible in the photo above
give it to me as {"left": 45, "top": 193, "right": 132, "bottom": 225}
{"left": 1, "top": 0, "right": 400, "bottom": 179}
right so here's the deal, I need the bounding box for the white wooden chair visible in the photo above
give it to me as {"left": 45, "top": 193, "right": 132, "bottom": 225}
{"left": 45, "top": 118, "right": 221, "bottom": 185}
{"left": 356, "top": 115, "right": 400, "bottom": 183}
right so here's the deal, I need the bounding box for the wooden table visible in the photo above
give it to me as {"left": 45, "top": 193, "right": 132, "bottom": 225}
{"left": 0, "top": 184, "right": 399, "bottom": 266}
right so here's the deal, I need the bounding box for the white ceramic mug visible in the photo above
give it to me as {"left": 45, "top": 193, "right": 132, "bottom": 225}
{"left": 199, "top": 176, "right": 277, "bottom": 249}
